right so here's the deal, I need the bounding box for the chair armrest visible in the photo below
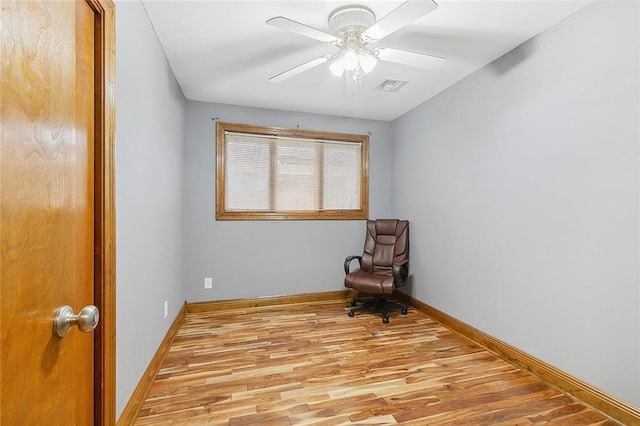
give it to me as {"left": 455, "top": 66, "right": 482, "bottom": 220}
{"left": 392, "top": 259, "right": 409, "bottom": 284}
{"left": 344, "top": 255, "right": 362, "bottom": 276}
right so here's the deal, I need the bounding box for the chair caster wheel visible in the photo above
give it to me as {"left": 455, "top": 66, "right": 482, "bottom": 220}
{"left": 348, "top": 310, "right": 355, "bottom": 317}
{"left": 401, "top": 308, "right": 408, "bottom": 315}
{"left": 382, "top": 314, "right": 389, "bottom": 324}
{"left": 351, "top": 300, "right": 357, "bottom": 307}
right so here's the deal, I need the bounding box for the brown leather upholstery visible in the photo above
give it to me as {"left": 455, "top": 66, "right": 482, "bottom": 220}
{"left": 344, "top": 219, "right": 409, "bottom": 323}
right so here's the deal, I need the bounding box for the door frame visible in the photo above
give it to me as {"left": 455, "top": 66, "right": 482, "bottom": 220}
{"left": 87, "top": 0, "right": 116, "bottom": 424}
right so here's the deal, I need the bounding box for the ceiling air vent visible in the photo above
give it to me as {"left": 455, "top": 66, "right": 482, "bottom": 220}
{"left": 376, "top": 79, "right": 408, "bottom": 92}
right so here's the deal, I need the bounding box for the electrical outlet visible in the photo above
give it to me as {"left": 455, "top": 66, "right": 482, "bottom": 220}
{"left": 204, "top": 277, "right": 213, "bottom": 289}
{"left": 164, "top": 300, "right": 169, "bottom": 319}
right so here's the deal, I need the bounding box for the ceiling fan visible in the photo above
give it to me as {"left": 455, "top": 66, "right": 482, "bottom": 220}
{"left": 266, "top": 0, "right": 445, "bottom": 87}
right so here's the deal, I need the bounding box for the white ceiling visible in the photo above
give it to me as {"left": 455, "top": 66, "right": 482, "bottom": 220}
{"left": 142, "top": 0, "right": 589, "bottom": 121}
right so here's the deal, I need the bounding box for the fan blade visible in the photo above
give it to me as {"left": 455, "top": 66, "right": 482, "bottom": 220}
{"left": 363, "top": 0, "right": 438, "bottom": 41}
{"left": 269, "top": 56, "right": 331, "bottom": 83}
{"left": 266, "top": 17, "right": 337, "bottom": 43}
{"left": 377, "top": 47, "right": 445, "bottom": 69}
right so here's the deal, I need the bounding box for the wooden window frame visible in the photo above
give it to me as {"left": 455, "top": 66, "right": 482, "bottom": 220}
{"left": 216, "top": 122, "right": 369, "bottom": 221}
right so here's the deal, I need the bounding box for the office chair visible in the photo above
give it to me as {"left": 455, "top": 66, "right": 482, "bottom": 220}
{"left": 344, "top": 219, "right": 409, "bottom": 323}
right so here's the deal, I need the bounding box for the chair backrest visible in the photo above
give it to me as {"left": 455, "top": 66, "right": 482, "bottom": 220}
{"left": 360, "top": 219, "right": 409, "bottom": 276}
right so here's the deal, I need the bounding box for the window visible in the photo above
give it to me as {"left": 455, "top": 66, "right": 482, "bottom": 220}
{"left": 216, "top": 122, "right": 369, "bottom": 220}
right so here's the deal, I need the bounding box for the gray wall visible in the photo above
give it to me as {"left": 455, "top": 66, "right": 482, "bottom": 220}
{"left": 183, "top": 102, "right": 392, "bottom": 302}
{"left": 391, "top": 0, "right": 640, "bottom": 406}
{"left": 115, "top": 1, "right": 186, "bottom": 418}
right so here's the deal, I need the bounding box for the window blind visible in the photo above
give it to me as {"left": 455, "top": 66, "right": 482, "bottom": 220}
{"left": 224, "top": 132, "right": 362, "bottom": 212}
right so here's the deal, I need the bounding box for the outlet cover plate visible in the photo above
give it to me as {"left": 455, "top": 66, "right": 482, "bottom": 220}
{"left": 204, "top": 277, "right": 213, "bottom": 289}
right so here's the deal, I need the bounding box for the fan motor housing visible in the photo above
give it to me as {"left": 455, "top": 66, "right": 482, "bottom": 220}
{"left": 328, "top": 5, "right": 376, "bottom": 36}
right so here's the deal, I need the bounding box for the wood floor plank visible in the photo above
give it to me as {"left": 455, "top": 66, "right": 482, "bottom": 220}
{"left": 133, "top": 301, "right": 619, "bottom": 425}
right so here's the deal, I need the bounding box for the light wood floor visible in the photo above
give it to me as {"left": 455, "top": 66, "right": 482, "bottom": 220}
{"left": 134, "top": 300, "right": 618, "bottom": 425}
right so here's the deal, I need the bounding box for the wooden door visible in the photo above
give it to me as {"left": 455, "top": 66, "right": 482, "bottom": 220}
{"left": 1, "top": 0, "right": 115, "bottom": 424}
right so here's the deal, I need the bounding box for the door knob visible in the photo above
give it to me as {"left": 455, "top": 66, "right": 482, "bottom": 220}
{"left": 53, "top": 305, "right": 99, "bottom": 338}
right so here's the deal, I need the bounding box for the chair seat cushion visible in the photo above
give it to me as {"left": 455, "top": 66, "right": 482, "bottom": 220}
{"left": 344, "top": 270, "right": 395, "bottom": 295}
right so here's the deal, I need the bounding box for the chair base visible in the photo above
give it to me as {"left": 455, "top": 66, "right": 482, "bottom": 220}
{"left": 348, "top": 295, "right": 408, "bottom": 323}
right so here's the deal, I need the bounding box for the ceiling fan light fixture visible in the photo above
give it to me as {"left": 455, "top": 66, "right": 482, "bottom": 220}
{"left": 343, "top": 48, "right": 358, "bottom": 71}
{"left": 330, "top": 48, "right": 377, "bottom": 78}
{"left": 329, "top": 54, "right": 345, "bottom": 77}
{"left": 325, "top": 5, "right": 379, "bottom": 80}
{"left": 358, "top": 50, "right": 377, "bottom": 73}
